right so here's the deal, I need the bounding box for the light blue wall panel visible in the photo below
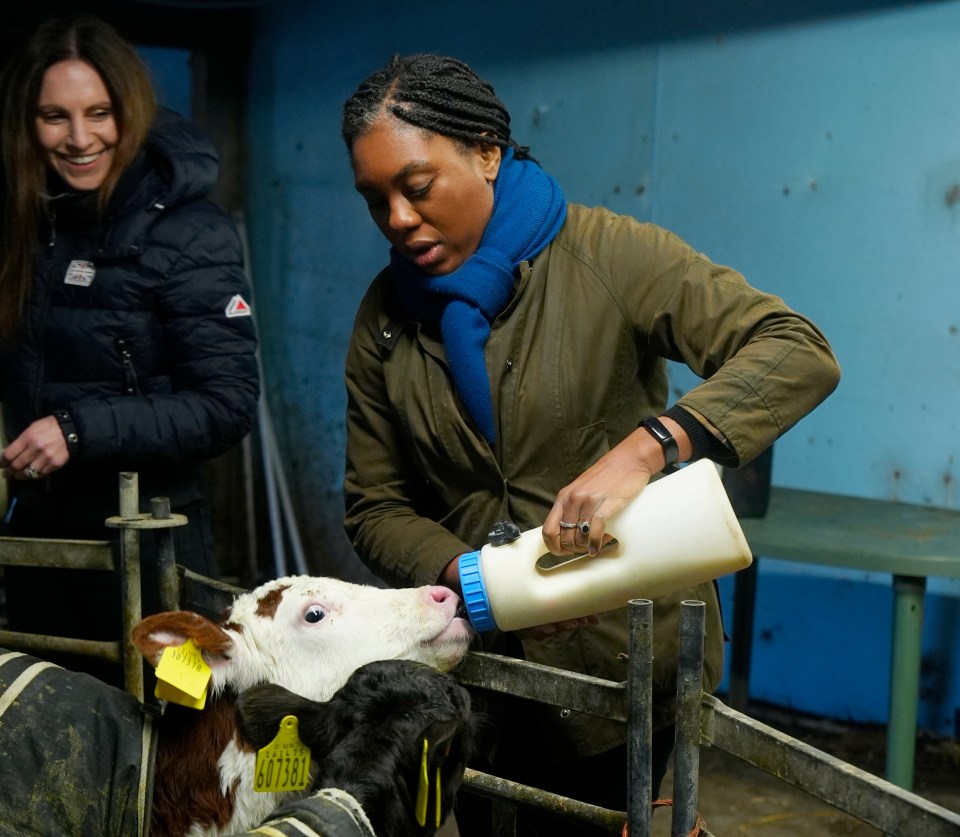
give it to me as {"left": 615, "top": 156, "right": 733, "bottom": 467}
{"left": 245, "top": 0, "right": 960, "bottom": 732}
{"left": 652, "top": 5, "right": 960, "bottom": 506}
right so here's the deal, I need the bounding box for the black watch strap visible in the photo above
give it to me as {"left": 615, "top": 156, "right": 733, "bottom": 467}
{"left": 639, "top": 416, "right": 680, "bottom": 471}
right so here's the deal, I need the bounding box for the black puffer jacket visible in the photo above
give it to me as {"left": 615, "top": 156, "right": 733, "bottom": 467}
{"left": 0, "top": 109, "right": 259, "bottom": 534}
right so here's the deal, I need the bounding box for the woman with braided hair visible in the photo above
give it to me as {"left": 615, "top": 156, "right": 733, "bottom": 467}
{"left": 341, "top": 53, "right": 840, "bottom": 836}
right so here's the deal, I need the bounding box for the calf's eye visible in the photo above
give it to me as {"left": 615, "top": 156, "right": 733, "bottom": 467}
{"left": 304, "top": 605, "right": 326, "bottom": 624}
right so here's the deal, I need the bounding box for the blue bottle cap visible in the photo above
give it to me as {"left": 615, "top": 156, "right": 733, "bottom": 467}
{"left": 458, "top": 550, "right": 496, "bottom": 632}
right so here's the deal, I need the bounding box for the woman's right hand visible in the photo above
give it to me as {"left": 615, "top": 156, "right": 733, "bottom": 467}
{"left": 0, "top": 416, "right": 70, "bottom": 480}
{"left": 542, "top": 417, "right": 692, "bottom": 557}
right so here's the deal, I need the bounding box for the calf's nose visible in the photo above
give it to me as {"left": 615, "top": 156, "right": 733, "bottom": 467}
{"left": 426, "top": 585, "right": 460, "bottom": 608}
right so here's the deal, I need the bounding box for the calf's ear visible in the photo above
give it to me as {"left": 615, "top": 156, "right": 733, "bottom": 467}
{"left": 422, "top": 718, "right": 468, "bottom": 767}
{"left": 236, "top": 683, "right": 333, "bottom": 750}
{"left": 131, "top": 610, "right": 233, "bottom": 668}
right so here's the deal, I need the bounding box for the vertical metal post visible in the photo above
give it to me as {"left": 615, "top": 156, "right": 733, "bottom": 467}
{"left": 627, "top": 598, "right": 654, "bottom": 836}
{"left": 118, "top": 472, "right": 144, "bottom": 702}
{"left": 490, "top": 799, "right": 517, "bottom": 837}
{"left": 886, "top": 575, "right": 925, "bottom": 790}
{"left": 150, "top": 497, "right": 180, "bottom": 613}
{"left": 672, "top": 600, "right": 705, "bottom": 837}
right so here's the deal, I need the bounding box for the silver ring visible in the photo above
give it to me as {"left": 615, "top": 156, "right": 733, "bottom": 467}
{"left": 577, "top": 521, "right": 590, "bottom": 536}
{"left": 559, "top": 521, "right": 578, "bottom": 529}
{"left": 24, "top": 465, "right": 39, "bottom": 480}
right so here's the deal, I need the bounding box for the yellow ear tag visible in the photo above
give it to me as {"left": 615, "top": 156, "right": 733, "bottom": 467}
{"left": 434, "top": 762, "right": 442, "bottom": 828}
{"left": 415, "top": 737, "right": 430, "bottom": 827}
{"left": 154, "top": 638, "right": 211, "bottom": 710}
{"left": 254, "top": 715, "right": 311, "bottom": 793}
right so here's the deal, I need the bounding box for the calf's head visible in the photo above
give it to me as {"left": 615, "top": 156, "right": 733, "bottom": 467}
{"left": 236, "top": 659, "right": 474, "bottom": 837}
{"left": 132, "top": 575, "right": 474, "bottom": 702}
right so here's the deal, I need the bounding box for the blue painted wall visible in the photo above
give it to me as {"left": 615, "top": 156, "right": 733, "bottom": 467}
{"left": 139, "top": 45, "right": 192, "bottom": 119}
{"left": 242, "top": 0, "right": 960, "bottom": 735}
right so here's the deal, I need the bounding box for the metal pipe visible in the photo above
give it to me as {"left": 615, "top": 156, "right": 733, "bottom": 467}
{"left": 263, "top": 409, "right": 308, "bottom": 576}
{"left": 0, "top": 630, "right": 121, "bottom": 663}
{"left": 258, "top": 398, "right": 287, "bottom": 579}
{"left": 672, "top": 600, "right": 705, "bottom": 836}
{"left": 702, "top": 694, "right": 960, "bottom": 836}
{"left": 627, "top": 598, "right": 654, "bottom": 836}
{"left": 150, "top": 497, "right": 180, "bottom": 614}
{"left": 463, "top": 769, "right": 626, "bottom": 830}
{"left": 118, "top": 472, "right": 144, "bottom": 702}
{"left": 886, "top": 574, "right": 924, "bottom": 790}
{"left": 233, "top": 213, "right": 308, "bottom": 580}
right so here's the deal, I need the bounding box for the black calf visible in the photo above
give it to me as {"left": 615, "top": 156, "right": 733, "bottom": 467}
{"left": 236, "top": 658, "right": 474, "bottom": 836}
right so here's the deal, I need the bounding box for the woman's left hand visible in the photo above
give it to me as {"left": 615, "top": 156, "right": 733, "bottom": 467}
{"left": 0, "top": 416, "right": 71, "bottom": 480}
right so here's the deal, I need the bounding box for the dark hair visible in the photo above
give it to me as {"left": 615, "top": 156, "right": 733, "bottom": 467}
{"left": 0, "top": 14, "right": 157, "bottom": 340}
{"left": 341, "top": 53, "right": 530, "bottom": 160}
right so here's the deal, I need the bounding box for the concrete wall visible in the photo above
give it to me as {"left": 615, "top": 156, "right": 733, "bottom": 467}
{"left": 243, "top": 0, "right": 960, "bottom": 734}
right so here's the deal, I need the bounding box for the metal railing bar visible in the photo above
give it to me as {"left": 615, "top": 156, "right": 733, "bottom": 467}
{"left": 453, "top": 650, "right": 628, "bottom": 721}
{"left": 0, "top": 536, "right": 114, "bottom": 570}
{"left": 0, "top": 631, "right": 122, "bottom": 663}
{"left": 463, "top": 769, "right": 627, "bottom": 832}
{"left": 701, "top": 694, "right": 960, "bottom": 837}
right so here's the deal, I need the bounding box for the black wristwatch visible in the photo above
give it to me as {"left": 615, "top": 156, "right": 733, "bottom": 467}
{"left": 639, "top": 416, "right": 680, "bottom": 471}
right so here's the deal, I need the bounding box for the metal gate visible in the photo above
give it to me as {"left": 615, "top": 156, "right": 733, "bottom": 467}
{"left": 2, "top": 477, "right": 959, "bottom": 836}
{"left": 453, "top": 599, "right": 960, "bottom": 837}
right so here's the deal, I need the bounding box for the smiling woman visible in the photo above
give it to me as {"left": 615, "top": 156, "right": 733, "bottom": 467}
{"left": 0, "top": 14, "right": 259, "bottom": 680}
{"left": 34, "top": 59, "right": 119, "bottom": 191}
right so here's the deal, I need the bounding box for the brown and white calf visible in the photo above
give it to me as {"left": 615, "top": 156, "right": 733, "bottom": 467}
{"left": 130, "top": 574, "right": 473, "bottom": 837}
{"left": 0, "top": 577, "right": 470, "bottom": 836}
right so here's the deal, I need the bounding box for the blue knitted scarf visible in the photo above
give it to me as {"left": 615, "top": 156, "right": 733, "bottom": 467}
{"left": 390, "top": 147, "right": 567, "bottom": 442}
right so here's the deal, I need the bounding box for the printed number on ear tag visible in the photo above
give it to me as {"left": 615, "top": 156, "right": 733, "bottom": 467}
{"left": 254, "top": 715, "right": 311, "bottom": 793}
{"left": 154, "top": 638, "right": 211, "bottom": 710}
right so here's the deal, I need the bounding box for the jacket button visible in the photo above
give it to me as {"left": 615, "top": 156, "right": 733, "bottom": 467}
{"left": 382, "top": 329, "right": 392, "bottom": 339}
{"left": 67, "top": 433, "right": 79, "bottom": 444}
{"left": 505, "top": 359, "right": 513, "bottom": 371}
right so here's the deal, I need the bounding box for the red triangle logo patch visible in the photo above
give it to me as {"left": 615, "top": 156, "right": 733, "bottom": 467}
{"left": 225, "top": 294, "right": 252, "bottom": 318}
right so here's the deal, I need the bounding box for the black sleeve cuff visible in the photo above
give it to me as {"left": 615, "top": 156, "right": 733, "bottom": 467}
{"left": 664, "top": 405, "right": 739, "bottom": 468}
{"left": 53, "top": 409, "right": 81, "bottom": 458}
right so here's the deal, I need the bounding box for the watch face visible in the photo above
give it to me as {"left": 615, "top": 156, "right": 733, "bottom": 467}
{"left": 642, "top": 417, "right": 679, "bottom": 466}
{"left": 643, "top": 417, "right": 669, "bottom": 441}
{"left": 650, "top": 423, "right": 667, "bottom": 441}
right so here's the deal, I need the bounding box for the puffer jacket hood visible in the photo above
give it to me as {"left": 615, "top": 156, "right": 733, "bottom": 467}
{"left": 97, "top": 108, "right": 219, "bottom": 257}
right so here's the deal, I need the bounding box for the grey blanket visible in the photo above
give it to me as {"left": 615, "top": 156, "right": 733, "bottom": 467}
{"left": 234, "top": 789, "right": 377, "bottom": 837}
{"left": 0, "top": 649, "right": 154, "bottom": 837}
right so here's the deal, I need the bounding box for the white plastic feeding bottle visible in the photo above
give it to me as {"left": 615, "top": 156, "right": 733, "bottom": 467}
{"left": 458, "top": 459, "right": 753, "bottom": 632}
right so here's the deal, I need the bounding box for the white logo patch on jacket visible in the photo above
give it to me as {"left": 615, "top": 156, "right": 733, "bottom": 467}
{"left": 64, "top": 260, "right": 96, "bottom": 287}
{"left": 225, "top": 294, "right": 252, "bottom": 318}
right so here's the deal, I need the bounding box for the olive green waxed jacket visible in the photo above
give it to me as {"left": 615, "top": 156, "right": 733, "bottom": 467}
{"left": 344, "top": 203, "right": 840, "bottom": 757}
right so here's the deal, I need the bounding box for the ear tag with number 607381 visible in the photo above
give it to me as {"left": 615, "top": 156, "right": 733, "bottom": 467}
{"left": 154, "top": 638, "right": 211, "bottom": 710}
{"left": 254, "top": 715, "right": 311, "bottom": 793}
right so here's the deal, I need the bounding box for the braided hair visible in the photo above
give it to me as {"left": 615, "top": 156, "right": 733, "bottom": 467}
{"left": 341, "top": 54, "right": 531, "bottom": 160}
